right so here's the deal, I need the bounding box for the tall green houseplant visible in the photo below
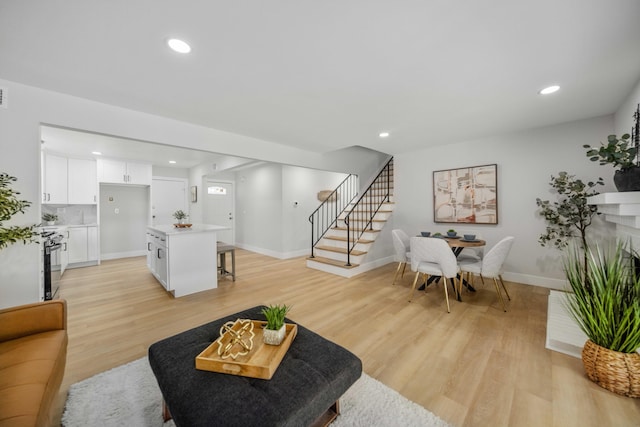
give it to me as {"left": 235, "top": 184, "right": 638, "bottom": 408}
{"left": 536, "top": 171, "right": 603, "bottom": 252}
{"left": 0, "top": 173, "right": 37, "bottom": 250}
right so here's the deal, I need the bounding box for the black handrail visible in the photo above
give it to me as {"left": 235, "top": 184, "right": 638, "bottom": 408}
{"left": 308, "top": 174, "right": 358, "bottom": 258}
{"left": 343, "top": 158, "right": 393, "bottom": 266}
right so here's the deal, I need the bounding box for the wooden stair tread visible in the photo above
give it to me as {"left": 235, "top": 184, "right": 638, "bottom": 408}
{"left": 315, "top": 245, "right": 367, "bottom": 256}
{"left": 307, "top": 256, "right": 359, "bottom": 269}
{"left": 323, "top": 236, "right": 375, "bottom": 244}
{"left": 341, "top": 218, "right": 388, "bottom": 223}
{"left": 333, "top": 226, "right": 381, "bottom": 233}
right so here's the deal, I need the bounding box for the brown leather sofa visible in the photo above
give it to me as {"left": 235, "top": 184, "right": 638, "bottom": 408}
{"left": 0, "top": 300, "right": 67, "bottom": 427}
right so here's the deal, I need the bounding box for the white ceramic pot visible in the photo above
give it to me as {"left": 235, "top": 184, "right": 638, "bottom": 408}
{"left": 263, "top": 324, "right": 286, "bottom": 345}
{"left": 47, "top": 221, "right": 55, "bottom": 226}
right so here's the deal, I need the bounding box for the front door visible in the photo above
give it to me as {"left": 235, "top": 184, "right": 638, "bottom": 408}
{"left": 205, "top": 181, "right": 234, "bottom": 243}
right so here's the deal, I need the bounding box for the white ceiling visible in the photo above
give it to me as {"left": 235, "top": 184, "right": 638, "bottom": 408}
{"left": 2, "top": 1, "right": 640, "bottom": 156}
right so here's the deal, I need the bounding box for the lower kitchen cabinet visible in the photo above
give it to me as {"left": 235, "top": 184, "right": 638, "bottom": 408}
{"left": 68, "top": 226, "right": 99, "bottom": 265}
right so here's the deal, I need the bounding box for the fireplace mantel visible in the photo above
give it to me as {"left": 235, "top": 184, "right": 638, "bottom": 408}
{"left": 587, "top": 191, "right": 640, "bottom": 246}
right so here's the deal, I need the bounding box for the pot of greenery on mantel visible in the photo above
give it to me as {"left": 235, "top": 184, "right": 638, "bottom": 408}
{"left": 0, "top": 173, "right": 38, "bottom": 250}
{"left": 584, "top": 104, "right": 640, "bottom": 192}
{"left": 564, "top": 242, "right": 640, "bottom": 397}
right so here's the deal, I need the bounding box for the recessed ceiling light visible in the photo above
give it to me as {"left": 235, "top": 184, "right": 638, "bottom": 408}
{"left": 92, "top": 151, "right": 102, "bottom": 155}
{"left": 539, "top": 85, "right": 560, "bottom": 95}
{"left": 379, "top": 132, "right": 390, "bottom": 138}
{"left": 169, "top": 160, "right": 177, "bottom": 164}
{"left": 167, "top": 38, "right": 191, "bottom": 54}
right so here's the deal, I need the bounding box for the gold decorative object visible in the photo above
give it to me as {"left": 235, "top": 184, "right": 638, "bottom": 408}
{"left": 215, "top": 319, "right": 255, "bottom": 360}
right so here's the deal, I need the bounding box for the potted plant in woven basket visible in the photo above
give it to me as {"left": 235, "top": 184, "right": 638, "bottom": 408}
{"left": 564, "top": 242, "right": 640, "bottom": 397}
{"left": 261, "top": 304, "right": 290, "bottom": 346}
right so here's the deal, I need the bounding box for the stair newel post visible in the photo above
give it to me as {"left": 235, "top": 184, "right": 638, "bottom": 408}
{"left": 309, "top": 214, "right": 315, "bottom": 258}
{"left": 386, "top": 162, "right": 391, "bottom": 203}
{"left": 345, "top": 214, "right": 351, "bottom": 266}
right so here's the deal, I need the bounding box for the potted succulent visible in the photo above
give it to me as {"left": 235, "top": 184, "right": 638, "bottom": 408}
{"left": 0, "top": 173, "right": 37, "bottom": 250}
{"left": 261, "top": 304, "right": 290, "bottom": 345}
{"left": 584, "top": 131, "right": 640, "bottom": 192}
{"left": 564, "top": 242, "right": 640, "bottom": 397}
{"left": 172, "top": 209, "right": 188, "bottom": 224}
{"left": 42, "top": 212, "right": 58, "bottom": 225}
{"left": 447, "top": 228, "right": 457, "bottom": 237}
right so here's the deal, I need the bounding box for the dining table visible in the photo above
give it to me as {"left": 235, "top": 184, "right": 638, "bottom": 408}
{"left": 416, "top": 235, "right": 486, "bottom": 300}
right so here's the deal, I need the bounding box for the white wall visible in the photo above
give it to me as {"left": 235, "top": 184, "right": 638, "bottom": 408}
{"left": 234, "top": 163, "right": 348, "bottom": 258}
{"left": 393, "top": 115, "right": 616, "bottom": 288}
{"left": 99, "top": 184, "right": 149, "bottom": 259}
{"left": 152, "top": 166, "right": 189, "bottom": 179}
{"left": 615, "top": 77, "right": 640, "bottom": 136}
{"left": 281, "top": 165, "right": 349, "bottom": 255}
{"left": 235, "top": 163, "right": 284, "bottom": 255}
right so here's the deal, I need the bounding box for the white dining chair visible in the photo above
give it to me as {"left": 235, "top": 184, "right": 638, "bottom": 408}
{"left": 458, "top": 236, "right": 514, "bottom": 312}
{"left": 391, "top": 229, "right": 411, "bottom": 286}
{"left": 408, "top": 236, "right": 460, "bottom": 313}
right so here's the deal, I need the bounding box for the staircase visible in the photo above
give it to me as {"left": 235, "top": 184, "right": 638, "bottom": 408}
{"left": 307, "top": 158, "right": 394, "bottom": 277}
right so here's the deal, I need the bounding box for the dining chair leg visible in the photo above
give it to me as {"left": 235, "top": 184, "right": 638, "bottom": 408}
{"left": 498, "top": 275, "right": 511, "bottom": 300}
{"left": 392, "top": 262, "right": 404, "bottom": 286}
{"left": 443, "top": 277, "right": 451, "bottom": 313}
{"left": 493, "top": 277, "right": 507, "bottom": 312}
{"left": 401, "top": 262, "right": 407, "bottom": 278}
{"left": 408, "top": 272, "right": 420, "bottom": 301}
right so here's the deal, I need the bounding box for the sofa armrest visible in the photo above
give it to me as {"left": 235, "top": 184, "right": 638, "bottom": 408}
{"left": 0, "top": 299, "right": 67, "bottom": 342}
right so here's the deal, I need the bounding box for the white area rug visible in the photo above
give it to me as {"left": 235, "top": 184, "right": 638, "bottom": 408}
{"left": 62, "top": 358, "right": 451, "bottom": 427}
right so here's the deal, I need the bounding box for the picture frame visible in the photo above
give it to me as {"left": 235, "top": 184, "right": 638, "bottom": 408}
{"left": 191, "top": 186, "right": 197, "bottom": 203}
{"left": 433, "top": 164, "right": 497, "bottom": 224}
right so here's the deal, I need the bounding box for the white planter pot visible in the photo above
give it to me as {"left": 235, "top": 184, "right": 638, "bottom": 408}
{"left": 47, "top": 221, "right": 55, "bottom": 226}
{"left": 263, "top": 324, "right": 286, "bottom": 345}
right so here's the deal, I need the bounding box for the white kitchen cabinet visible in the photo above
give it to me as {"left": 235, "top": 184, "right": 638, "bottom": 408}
{"left": 42, "top": 153, "right": 68, "bottom": 204}
{"left": 68, "top": 226, "right": 99, "bottom": 264}
{"left": 146, "top": 230, "right": 168, "bottom": 289}
{"left": 87, "top": 226, "right": 98, "bottom": 261}
{"left": 68, "top": 227, "right": 88, "bottom": 263}
{"left": 97, "top": 158, "right": 151, "bottom": 185}
{"left": 68, "top": 158, "right": 97, "bottom": 204}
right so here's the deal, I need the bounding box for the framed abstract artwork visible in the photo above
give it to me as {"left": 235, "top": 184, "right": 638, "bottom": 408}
{"left": 433, "top": 164, "right": 498, "bottom": 224}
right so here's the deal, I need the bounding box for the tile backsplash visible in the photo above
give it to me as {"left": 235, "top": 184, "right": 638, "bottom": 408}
{"left": 42, "top": 204, "right": 97, "bottom": 225}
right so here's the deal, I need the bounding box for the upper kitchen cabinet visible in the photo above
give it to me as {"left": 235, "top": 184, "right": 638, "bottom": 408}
{"left": 97, "top": 158, "right": 152, "bottom": 185}
{"left": 68, "top": 158, "right": 97, "bottom": 204}
{"left": 42, "top": 152, "right": 68, "bottom": 204}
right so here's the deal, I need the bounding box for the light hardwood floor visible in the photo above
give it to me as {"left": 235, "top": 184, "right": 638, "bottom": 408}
{"left": 53, "top": 250, "right": 640, "bottom": 426}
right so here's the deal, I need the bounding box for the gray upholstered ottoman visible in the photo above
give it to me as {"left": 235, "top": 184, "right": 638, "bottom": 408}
{"left": 148, "top": 306, "right": 362, "bottom": 427}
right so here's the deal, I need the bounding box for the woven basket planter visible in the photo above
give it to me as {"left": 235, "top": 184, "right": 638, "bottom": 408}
{"left": 582, "top": 340, "right": 640, "bottom": 398}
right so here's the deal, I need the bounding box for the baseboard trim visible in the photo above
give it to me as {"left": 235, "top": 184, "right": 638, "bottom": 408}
{"left": 233, "top": 243, "right": 310, "bottom": 260}
{"left": 101, "top": 250, "right": 146, "bottom": 260}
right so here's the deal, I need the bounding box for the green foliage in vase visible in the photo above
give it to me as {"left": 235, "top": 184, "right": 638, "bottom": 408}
{"left": 172, "top": 210, "right": 187, "bottom": 220}
{"left": 0, "top": 173, "right": 37, "bottom": 250}
{"left": 535, "top": 171, "right": 603, "bottom": 251}
{"left": 42, "top": 213, "right": 58, "bottom": 222}
{"left": 564, "top": 242, "right": 640, "bottom": 353}
{"left": 261, "top": 304, "right": 290, "bottom": 330}
{"left": 584, "top": 134, "right": 637, "bottom": 170}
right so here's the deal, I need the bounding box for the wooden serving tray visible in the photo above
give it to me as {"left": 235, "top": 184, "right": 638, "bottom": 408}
{"left": 195, "top": 321, "right": 297, "bottom": 379}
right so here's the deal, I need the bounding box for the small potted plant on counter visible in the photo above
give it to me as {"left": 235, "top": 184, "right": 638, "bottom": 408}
{"left": 261, "top": 304, "right": 290, "bottom": 345}
{"left": 172, "top": 210, "right": 188, "bottom": 225}
{"left": 42, "top": 213, "right": 58, "bottom": 226}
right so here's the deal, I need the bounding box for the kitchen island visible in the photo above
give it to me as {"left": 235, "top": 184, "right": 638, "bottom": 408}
{"left": 146, "top": 224, "right": 228, "bottom": 297}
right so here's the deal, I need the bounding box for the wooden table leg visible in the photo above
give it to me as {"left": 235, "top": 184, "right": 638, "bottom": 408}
{"left": 162, "top": 399, "right": 172, "bottom": 422}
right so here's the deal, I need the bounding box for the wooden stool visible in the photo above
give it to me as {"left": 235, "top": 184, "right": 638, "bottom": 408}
{"left": 216, "top": 242, "right": 236, "bottom": 281}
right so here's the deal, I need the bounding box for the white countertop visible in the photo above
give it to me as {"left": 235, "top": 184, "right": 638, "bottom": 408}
{"left": 147, "top": 224, "right": 228, "bottom": 235}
